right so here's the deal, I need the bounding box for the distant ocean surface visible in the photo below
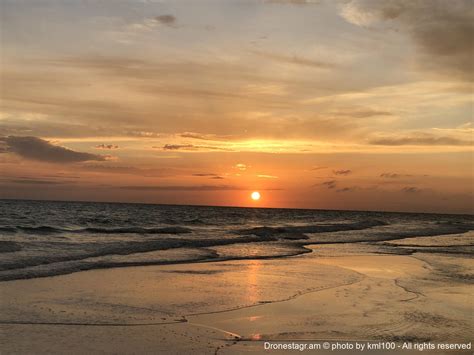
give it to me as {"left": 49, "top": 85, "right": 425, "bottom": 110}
{"left": 0, "top": 199, "right": 473, "bottom": 281}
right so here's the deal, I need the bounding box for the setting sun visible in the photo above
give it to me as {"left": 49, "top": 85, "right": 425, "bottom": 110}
{"left": 251, "top": 191, "right": 261, "bottom": 201}
{"left": 0, "top": 2, "right": 473, "bottom": 354}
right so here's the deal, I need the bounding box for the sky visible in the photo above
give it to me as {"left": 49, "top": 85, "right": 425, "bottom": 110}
{"left": 0, "top": 0, "right": 472, "bottom": 213}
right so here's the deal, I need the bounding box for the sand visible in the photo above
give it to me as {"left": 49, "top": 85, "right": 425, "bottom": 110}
{"left": 1, "top": 243, "right": 472, "bottom": 354}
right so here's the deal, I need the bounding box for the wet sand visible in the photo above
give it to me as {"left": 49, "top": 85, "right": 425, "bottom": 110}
{"left": 1, "top": 242, "right": 472, "bottom": 354}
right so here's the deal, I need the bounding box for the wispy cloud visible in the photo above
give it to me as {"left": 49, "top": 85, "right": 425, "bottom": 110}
{"left": 402, "top": 186, "right": 422, "bottom": 194}
{"left": 95, "top": 144, "right": 119, "bottom": 150}
{"left": 120, "top": 185, "right": 282, "bottom": 191}
{"left": 266, "top": 0, "right": 320, "bottom": 5}
{"left": 154, "top": 15, "right": 176, "bottom": 26}
{"left": 120, "top": 185, "right": 242, "bottom": 191}
{"left": 333, "top": 169, "right": 352, "bottom": 176}
{"left": 311, "top": 166, "right": 328, "bottom": 171}
{"left": 336, "top": 187, "right": 356, "bottom": 193}
{"left": 250, "top": 50, "right": 335, "bottom": 69}
{"left": 257, "top": 174, "right": 279, "bottom": 179}
{"left": 162, "top": 144, "right": 194, "bottom": 151}
{"left": 126, "top": 14, "right": 177, "bottom": 32}
{"left": 235, "top": 163, "right": 249, "bottom": 171}
{"left": 321, "top": 180, "right": 337, "bottom": 189}
{"left": 3, "top": 178, "right": 69, "bottom": 185}
{"left": 369, "top": 133, "right": 472, "bottom": 146}
{"left": 83, "top": 164, "right": 174, "bottom": 177}
{"left": 179, "top": 132, "right": 230, "bottom": 141}
{"left": 192, "top": 173, "right": 219, "bottom": 177}
{"left": 380, "top": 172, "right": 412, "bottom": 178}
{"left": 331, "top": 108, "right": 392, "bottom": 118}
{"left": 192, "top": 173, "right": 224, "bottom": 179}
{"left": 160, "top": 144, "right": 231, "bottom": 151}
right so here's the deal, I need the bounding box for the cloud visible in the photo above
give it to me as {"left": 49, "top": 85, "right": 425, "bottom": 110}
{"left": 95, "top": 144, "right": 119, "bottom": 150}
{"left": 369, "top": 133, "right": 472, "bottom": 146}
{"left": 321, "top": 180, "right": 337, "bottom": 189}
{"left": 311, "top": 166, "right": 328, "bottom": 171}
{"left": 160, "top": 144, "right": 231, "bottom": 151}
{"left": 192, "top": 173, "right": 219, "bottom": 177}
{"left": 0, "top": 140, "right": 8, "bottom": 153}
{"left": 179, "top": 132, "right": 227, "bottom": 141}
{"left": 266, "top": 0, "right": 320, "bottom": 4}
{"left": 192, "top": 173, "right": 224, "bottom": 179}
{"left": 127, "top": 131, "right": 166, "bottom": 138}
{"left": 380, "top": 172, "right": 412, "bottom": 178}
{"left": 320, "top": 181, "right": 357, "bottom": 192}
{"left": 251, "top": 50, "right": 335, "bottom": 69}
{"left": 336, "top": 187, "right": 356, "bottom": 193}
{"left": 1, "top": 56, "right": 367, "bottom": 144}
{"left": 126, "top": 15, "right": 177, "bottom": 33}
{"left": 340, "top": 0, "right": 474, "bottom": 80}
{"left": 154, "top": 15, "right": 176, "bottom": 26}
{"left": 1, "top": 136, "right": 105, "bottom": 163}
{"left": 235, "top": 163, "right": 249, "bottom": 171}
{"left": 257, "top": 174, "right": 279, "bottom": 179}
{"left": 331, "top": 108, "right": 393, "bottom": 118}
{"left": 120, "top": 185, "right": 282, "bottom": 191}
{"left": 162, "top": 144, "right": 194, "bottom": 150}
{"left": 333, "top": 169, "right": 352, "bottom": 176}
{"left": 180, "top": 132, "right": 206, "bottom": 140}
{"left": 3, "top": 178, "right": 68, "bottom": 185}
{"left": 83, "top": 164, "right": 174, "bottom": 177}
{"left": 402, "top": 186, "right": 421, "bottom": 193}
{"left": 433, "top": 122, "right": 474, "bottom": 134}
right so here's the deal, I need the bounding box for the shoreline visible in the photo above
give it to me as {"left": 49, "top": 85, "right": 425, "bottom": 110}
{"left": 2, "top": 229, "right": 472, "bottom": 283}
{"left": 1, "top": 241, "right": 472, "bottom": 354}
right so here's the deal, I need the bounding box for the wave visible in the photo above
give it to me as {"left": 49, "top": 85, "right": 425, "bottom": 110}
{"left": 0, "top": 227, "right": 17, "bottom": 233}
{"left": 80, "top": 226, "right": 192, "bottom": 234}
{"left": 236, "top": 220, "right": 388, "bottom": 238}
{"left": 0, "top": 220, "right": 391, "bottom": 280}
{"left": 0, "top": 241, "right": 22, "bottom": 253}
{"left": 1, "top": 213, "right": 473, "bottom": 281}
{"left": 2, "top": 220, "right": 388, "bottom": 237}
{"left": 161, "top": 218, "right": 208, "bottom": 226}
{"left": 16, "top": 226, "right": 64, "bottom": 234}
{"left": 0, "top": 244, "right": 313, "bottom": 282}
{"left": 4, "top": 226, "right": 193, "bottom": 235}
{"left": 0, "top": 234, "right": 269, "bottom": 273}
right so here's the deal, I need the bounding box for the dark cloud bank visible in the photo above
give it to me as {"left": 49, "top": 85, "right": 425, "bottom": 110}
{"left": 344, "top": 0, "right": 474, "bottom": 80}
{"left": 0, "top": 136, "right": 105, "bottom": 163}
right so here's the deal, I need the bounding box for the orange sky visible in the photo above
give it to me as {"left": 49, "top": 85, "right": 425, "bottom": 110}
{"left": 0, "top": 0, "right": 472, "bottom": 213}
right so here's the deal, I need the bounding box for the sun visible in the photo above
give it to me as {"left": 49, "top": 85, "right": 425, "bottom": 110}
{"left": 251, "top": 191, "right": 261, "bottom": 201}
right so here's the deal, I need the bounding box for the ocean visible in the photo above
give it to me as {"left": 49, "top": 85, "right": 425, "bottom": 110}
{"left": 0, "top": 199, "right": 472, "bottom": 282}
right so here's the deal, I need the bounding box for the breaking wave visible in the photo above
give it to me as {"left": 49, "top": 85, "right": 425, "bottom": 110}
{"left": 8, "top": 226, "right": 193, "bottom": 235}
{"left": 0, "top": 199, "right": 472, "bottom": 281}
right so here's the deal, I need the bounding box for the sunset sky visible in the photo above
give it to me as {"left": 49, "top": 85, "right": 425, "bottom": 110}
{"left": 0, "top": 0, "right": 472, "bottom": 213}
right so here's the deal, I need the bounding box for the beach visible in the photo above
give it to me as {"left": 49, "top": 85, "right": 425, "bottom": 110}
{"left": 2, "top": 0, "right": 473, "bottom": 353}
{"left": 1, "top": 234, "right": 472, "bottom": 354}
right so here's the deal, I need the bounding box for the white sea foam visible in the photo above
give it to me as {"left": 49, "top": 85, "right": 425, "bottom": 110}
{"left": 0, "top": 200, "right": 472, "bottom": 281}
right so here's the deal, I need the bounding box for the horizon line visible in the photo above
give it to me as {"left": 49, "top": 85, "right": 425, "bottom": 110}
{"left": 0, "top": 197, "right": 472, "bottom": 217}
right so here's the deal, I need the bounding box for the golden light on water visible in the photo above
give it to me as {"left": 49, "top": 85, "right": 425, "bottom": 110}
{"left": 251, "top": 191, "right": 261, "bottom": 201}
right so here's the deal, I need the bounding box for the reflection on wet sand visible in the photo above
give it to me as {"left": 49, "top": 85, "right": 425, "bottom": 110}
{"left": 0, "top": 242, "right": 472, "bottom": 354}
{"left": 247, "top": 260, "right": 262, "bottom": 305}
